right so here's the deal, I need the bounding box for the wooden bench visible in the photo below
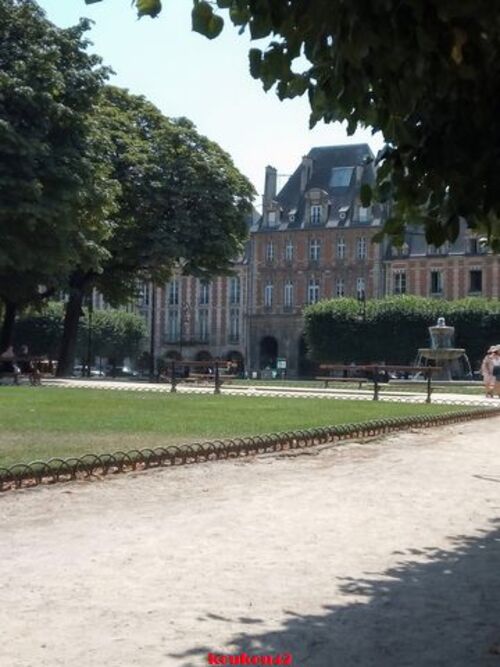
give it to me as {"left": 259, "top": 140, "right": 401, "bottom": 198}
{"left": 316, "top": 376, "right": 368, "bottom": 389}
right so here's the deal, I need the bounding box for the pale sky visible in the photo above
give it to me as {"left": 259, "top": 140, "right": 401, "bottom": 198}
{"left": 38, "top": 0, "right": 383, "bottom": 204}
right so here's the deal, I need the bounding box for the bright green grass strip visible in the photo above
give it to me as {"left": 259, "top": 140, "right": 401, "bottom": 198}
{"left": 231, "top": 379, "right": 486, "bottom": 395}
{"left": 0, "top": 386, "right": 469, "bottom": 466}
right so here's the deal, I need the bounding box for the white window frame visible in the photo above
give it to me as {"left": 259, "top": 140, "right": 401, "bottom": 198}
{"left": 393, "top": 271, "right": 407, "bottom": 295}
{"left": 265, "top": 241, "right": 275, "bottom": 262}
{"left": 307, "top": 278, "right": 320, "bottom": 304}
{"left": 198, "top": 308, "right": 209, "bottom": 342}
{"left": 285, "top": 240, "right": 294, "bottom": 262}
{"left": 229, "top": 276, "right": 240, "bottom": 305}
{"left": 284, "top": 280, "right": 294, "bottom": 308}
{"left": 168, "top": 279, "right": 179, "bottom": 306}
{"left": 228, "top": 308, "right": 240, "bottom": 342}
{"left": 336, "top": 237, "right": 346, "bottom": 259}
{"left": 310, "top": 205, "right": 322, "bottom": 225}
{"left": 335, "top": 278, "right": 345, "bottom": 297}
{"left": 309, "top": 238, "right": 321, "bottom": 261}
{"left": 264, "top": 282, "right": 273, "bottom": 307}
{"left": 356, "top": 237, "right": 367, "bottom": 259}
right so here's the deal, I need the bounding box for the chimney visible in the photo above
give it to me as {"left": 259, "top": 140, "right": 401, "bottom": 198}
{"left": 356, "top": 165, "right": 364, "bottom": 184}
{"left": 300, "top": 156, "right": 313, "bottom": 193}
{"left": 263, "top": 165, "right": 277, "bottom": 207}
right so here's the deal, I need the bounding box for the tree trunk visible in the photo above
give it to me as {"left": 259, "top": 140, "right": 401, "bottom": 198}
{"left": 0, "top": 299, "right": 17, "bottom": 354}
{"left": 56, "top": 283, "right": 86, "bottom": 377}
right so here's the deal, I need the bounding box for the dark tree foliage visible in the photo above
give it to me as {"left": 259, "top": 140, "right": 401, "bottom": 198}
{"left": 89, "top": 0, "right": 500, "bottom": 249}
{"left": 0, "top": 0, "right": 110, "bottom": 351}
{"left": 56, "top": 86, "right": 254, "bottom": 376}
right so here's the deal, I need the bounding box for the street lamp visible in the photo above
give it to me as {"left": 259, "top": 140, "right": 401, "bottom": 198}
{"left": 149, "top": 282, "right": 156, "bottom": 382}
{"left": 86, "top": 296, "right": 93, "bottom": 378}
{"left": 357, "top": 289, "right": 366, "bottom": 321}
{"left": 179, "top": 300, "right": 192, "bottom": 358}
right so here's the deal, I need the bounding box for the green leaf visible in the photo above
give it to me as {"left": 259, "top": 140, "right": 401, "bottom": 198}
{"left": 136, "top": 0, "right": 162, "bottom": 18}
{"left": 360, "top": 184, "right": 372, "bottom": 207}
{"left": 192, "top": 1, "right": 215, "bottom": 36}
{"left": 249, "top": 48, "right": 262, "bottom": 79}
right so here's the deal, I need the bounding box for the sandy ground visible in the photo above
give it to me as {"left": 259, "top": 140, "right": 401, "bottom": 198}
{"left": 1, "top": 417, "right": 500, "bottom": 667}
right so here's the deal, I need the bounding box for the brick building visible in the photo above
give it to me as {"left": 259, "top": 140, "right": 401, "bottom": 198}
{"left": 90, "top": 143, "right": 500, "bottom": 378}
{"left": 246, "top": 144, "right": 386, "bottom": 376}
{"left": 383, "top": 224, "right": 500, "bottom": 299}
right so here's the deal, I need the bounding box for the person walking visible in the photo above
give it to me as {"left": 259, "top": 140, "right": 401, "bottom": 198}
{"left": 492, "top": 347, "right": 500, "bottom": 398}
{"left": 481, "top": 346, "right": 496, "bottom": 398}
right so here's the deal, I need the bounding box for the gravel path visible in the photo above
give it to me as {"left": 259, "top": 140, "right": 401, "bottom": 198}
{"left": 1, "top": 417, "right": 500, "bottom": 667}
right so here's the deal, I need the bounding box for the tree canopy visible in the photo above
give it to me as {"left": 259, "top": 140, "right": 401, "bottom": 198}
{"left": 0, "top": 0, "right": 112, "bottom": 350}
{"left": 56, "top": 84, "right": 255, "bottom": 375}
{"left": 88, "top": 0, "right": 500, "bottom": 250}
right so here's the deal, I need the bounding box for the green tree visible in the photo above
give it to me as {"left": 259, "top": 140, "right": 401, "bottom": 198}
{"left": 75, "top": 308, "right": 147, "bottom": 367}
{"left": 88, "top": 0, "right": 500, "bottom": 249}
{"left": 56, "top": 86, "right": 254, "bottom": 375}
{"left": 0, "top": 1, "right": 111, "bottom": 352}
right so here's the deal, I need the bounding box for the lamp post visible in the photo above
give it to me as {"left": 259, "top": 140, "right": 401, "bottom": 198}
{"left": 86, "top": 296, "right": 93, "bottom": 378}
{"left": 149, "top": 282, "right": 156, "bottom": 382}
{"left": 357, "top": 289, "right": 366, "bottom": 321}
{"left": 179, "top": 300, "right": 191, "bottom": 359}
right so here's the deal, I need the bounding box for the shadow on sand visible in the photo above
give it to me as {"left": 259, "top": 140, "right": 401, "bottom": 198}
{"left": 171, "top": 519, "right": 500, "bottom": 666}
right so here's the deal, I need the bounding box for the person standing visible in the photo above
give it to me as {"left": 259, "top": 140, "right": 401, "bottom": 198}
{"left": 481, "top": 346, "right": 496, "bottom": 398}
{"left": 492, "top": 347, "right": 500, "bottom": 398}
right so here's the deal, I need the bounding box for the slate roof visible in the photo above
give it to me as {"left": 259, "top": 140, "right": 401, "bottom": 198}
{"left": 257, "top": 144, "right": 383, "bottom": 230}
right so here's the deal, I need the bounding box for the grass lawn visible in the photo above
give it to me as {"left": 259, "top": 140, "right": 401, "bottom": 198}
{"left": 0, "top": 386, "right": 468, "bottom": 466}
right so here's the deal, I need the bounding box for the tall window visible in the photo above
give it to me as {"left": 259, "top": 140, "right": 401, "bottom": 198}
{"left": 228, "top": 309, "right": 240, "bottom": 342}
{"left": 430, "top": 270, "right": 443, "bottom": 295}
{"left": 309, "top": 238, "right": 321, "bottom": 261}
{"left": 356, "top": 277, "right": 365, "bottom": 299}
{"left": 167, "top": 309, "right": 179, "bottom": 342}
{"left": 168, "top": 279, "right": 179, "bottom": 306}
{"left": 199, "top": 280, "right": 210, "bottom": 305}
{"left": 469, "top": 270, "right": 482, "bottom": 293}
{"left": 356, "top": 236, "right": 367, "bottom": 259}
{"left": 139, "top": 282, "right": 150, "bottom": 306}
{"left": 284, "top": 240, "right": 294, "bottom": 262}
{"left": 264, "top": 282, "right": 273, "bottom": 307}
{"left": 310, "top": 205, "right": 322, "bottom": 225}
{"left": 284, "top": 280, "right": 294, "bottom": 308}
{"left": 198, "top": 309, "right": 209, "bottom": 342}
{"left": 336, "top": 237, "right": 346, "bottom": 259}
{"left": 359, "top": 206, "right": 371, "bottom": 222}
{"left": 336, "top": 278, "right": 345, "bottom": 297}
{"left": 393, "top": 271, "right": 407, "bottom": 295}
{"left": 265, "top": 241, "right": 275, "bottom": 261}
{"left": 308, "top": 278, "right": 320, "bottom": 304}
{"left": 229, "top": 276, "right": 240, "bottom": 304}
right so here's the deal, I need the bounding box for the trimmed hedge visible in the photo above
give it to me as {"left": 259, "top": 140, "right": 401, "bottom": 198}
{"left": 303, "top": 296, "right": 500, "bottom": 369}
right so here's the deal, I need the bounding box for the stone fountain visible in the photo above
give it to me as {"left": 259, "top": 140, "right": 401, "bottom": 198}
{"left": 416, "top": 317, "right": 472, "bottom": 380}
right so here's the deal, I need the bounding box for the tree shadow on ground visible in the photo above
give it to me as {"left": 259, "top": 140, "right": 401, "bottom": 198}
{"left": 171, "top": 518, "right": 500, "bottom": 666}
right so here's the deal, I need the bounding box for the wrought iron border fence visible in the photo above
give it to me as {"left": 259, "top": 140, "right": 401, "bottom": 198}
{"left": 1, "top": 406, "right": 499, "bottom": 492}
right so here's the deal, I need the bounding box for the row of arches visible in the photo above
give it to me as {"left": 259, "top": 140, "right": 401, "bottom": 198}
{"left": 164, "top": 349, "right": 245, "bottom": 373}
{"left": 259, "top": 335, "right": 316, "bottom": 376}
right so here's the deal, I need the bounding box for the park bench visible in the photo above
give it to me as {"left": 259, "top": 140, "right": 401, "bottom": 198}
{"left": 318, "top": 364, "right": 441, "bottom": 402}
{"left": 315, "top": 376, "right": 368, "bottom": 390}
{"left": 164, "top": 360, "right": 236, "bottom": 394}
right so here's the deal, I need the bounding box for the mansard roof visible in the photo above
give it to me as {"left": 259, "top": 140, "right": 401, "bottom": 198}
{"left": 257, "top": 143, "right": 385, "bottom": 231}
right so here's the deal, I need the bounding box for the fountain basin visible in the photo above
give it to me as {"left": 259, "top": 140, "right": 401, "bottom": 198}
{"left": 418, "top": 348, "right": 466, "bottom": 362}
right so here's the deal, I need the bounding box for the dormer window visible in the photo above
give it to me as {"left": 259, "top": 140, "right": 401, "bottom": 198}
{"left": 330, "top": 167, "right": 354, "bottom": 187}
{"left": 267, "top": 210, "right": 277, "bottom": 226}
{"left": 359, "top": 205, "right": 371, "bottom": 222}
{"left": 310, "top": 205, "right": 322, "bottom": 225}
{"left": 288, "top": 209, "right": 296, "bottom": 223}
